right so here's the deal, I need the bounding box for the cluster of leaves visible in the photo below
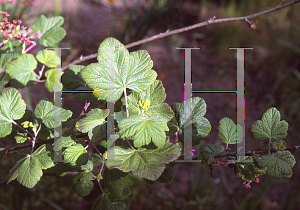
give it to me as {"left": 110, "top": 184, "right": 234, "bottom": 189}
{"left": 197, "top": 107, "right": 296, "bottom": 188}
{"left": 0, "top": 13, "right": 297, "bottom": 209}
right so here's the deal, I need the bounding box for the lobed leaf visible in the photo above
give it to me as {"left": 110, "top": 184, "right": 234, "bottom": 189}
{"left": 218, "top": 117, "right": 243, "bottom": 144}
{"left": 5, "top": 54, "right": 37, "bottom": 88}
{"left": 34, "top": 99, "right": 72, "bottom": 128}
{"left": 198, "top": 144, "right": 224, "bottom": 165}
{"left": 0, "top": 88, "right": 26, "bottom": 137}
{"left": 251, "top": 107, "right": 288, "bottom": 140}
{"left": 81, "top": 37, "right": 157, "bottom": 101}
{"left": 29, "top": 15, "right": 66, "bottom": 47}
{"left": 104, "top": 169, "right": 141, "bottom": 199}
{"left": 104, "top": 140, "right": 180, "bottom": 181}
{"left": 118, "top": 115, "right": 169, "bottom": 148}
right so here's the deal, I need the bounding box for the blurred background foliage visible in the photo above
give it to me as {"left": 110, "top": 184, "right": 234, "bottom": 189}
{"left": 0, "top": 0, "right": 300, "bottom": 209}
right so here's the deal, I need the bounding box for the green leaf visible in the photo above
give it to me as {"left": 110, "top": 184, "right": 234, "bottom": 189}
{"left": 36, "top": 49, "right": 60, "bottom": 68}
{"left": 104, "top": 140, "right": 180, "bottom": 181}
{"left": 91, "top": 153, "right": 103, "bottom": 166}
{"left": 0, "top": 40, "right": 23, "bottom": 68}
{"left": 197, "top": 144, "right": 224, "bottom": 165}
{"left": 169, "top": 97, "right": 211, "bottom": 146}
{"left": 81, "top": 37, "right": 157, "bottom": 101}
{"left": 15, "top": 133, "right": 28, "bottom": 143}
{"left": 235, "top": 164, "right": 257, "bottom": 182}
{"left": 61, "top": 65, "right": 86, "bottom": 90}
{"left": 63, "top": 144, "right": 88, "bottom": 166}
{"left": 7, "top": 144, "right": 54, "bottom": 188}
{"left": 254, "top": 151, "right": 295, "bottom": 180}
{"left": 61, "top": 65, "right": 103, "bottom": 104}
{"left": 63, "top": 114, "right": 85, "bottom": 129}
{"left": 29, "top": 15, "right": 66, "bottom": 47}
{"left": 5, "top": 54, "right": 37, "bottom": 88}
{"left": 104, "top": 169, "right": 141, "bottom": 199}
{"left": 34, "top": 99, "right": 72, "bottom": 128}
{"left": 157, "top": 164, "right": 174, "bottom": 183}
{"left": 124, "top": 80, "right": 174, "bottom": 122}
{"left": 251, "top": 107, "right": 288, "bottom": 140}
{"left": 7, "top": 155, "right": 42, "bottom": 188}
{"left": 276, "top": 151, "right": 296, "bottom": 168}
{"left": 0, "top": 88, "right": 26, "bottom": 137}
{"left": 118, "top": 115, "right": 169, "bottom": 148}
{"left": 72, "top": 171, "right": 94, "bottom": 196}
{"left": 76, "top": 108, "right": 109, "bottom": 141}
{"left": 91, "top": 194, "right": 126, "bottom": 210}
{"left": 53, "top": 130, "right": 76, "bottom": 151}
{"left": 44, "top": 69, "right": 63, "bottom": 92}
{"left": 218, "top": 117, "right": 243, "bottom": 144}
{"left": 80, "top": 160, "right": 94, "bottom": 171}
{"left": 268, "top": 139, "right": 287, "bottom": 151}
{"left": 32, "top": 144, "right": 54, "bottom": 170}
{"left": 0, "top": 72, "right": 10, "bottom": 95}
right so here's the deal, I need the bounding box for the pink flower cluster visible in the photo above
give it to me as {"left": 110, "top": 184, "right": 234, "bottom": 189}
{"left": 0, "top": 0, "right": 15, "bottom": 3}
{"left": 0, "top": 11, "right": 41, "bottom": 48}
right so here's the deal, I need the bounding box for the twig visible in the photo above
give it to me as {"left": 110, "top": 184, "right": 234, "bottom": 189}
{"left": 61, "top": 0, "right": 300, "bottom": 71}
{"left": 213, "top": 145, "right": 300, "bottom": 159}
{"left": 268, "top": 137, "right": 272, "bottom": 155}
{"left": 124, "top": 88, "right": 129, "bottom": 118}
{"left": 1, "top": 134, "right": 87, "bottom": 153}
{"left": 125, "top": 137, "right": 136, "bottom": 150}
{"left": 12, "top": 120, "right": 34, "bottom": 138}
{"left": 91, "top": 142, "right": 102, "bottom": 156}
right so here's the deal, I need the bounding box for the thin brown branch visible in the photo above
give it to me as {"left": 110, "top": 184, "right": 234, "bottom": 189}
{"left": 214, "top": 145, "right": 300, "bottom": 159}
{"left": 61, "top": 0, "right": 300, "bottom": 71}
{"left": 1, "top": 134, "right": 87, "bottom": 153}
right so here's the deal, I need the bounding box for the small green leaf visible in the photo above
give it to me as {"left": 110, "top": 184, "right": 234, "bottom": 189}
{"left": 29, "top": 15, "right": 66, "bottom": 47}
{"left": 36, "top": 49, "right": 60, "bottom": 68}
{"left": 254, "top": 151, "right": 295, "bottom": 180}
{"left": 251, "top": 107, "right": 288, "bottom": 140}
{"left": 32, "top": 144, "right": 54, "bottom": 170}
{"left": 72, "top": 171, "right": 94, "bottom": 196}
{"left": 0, "top": 88, "right": 26, "bottom": 138}
{"left": 53, "top": 130, "right": 76, "bottom": 151}
{"left": 75, "top": 108, "right": 109, "bottom": 141}
{"left": 15, "top": 133, "right": 28, "bottom": 143}
{"left": 268, "top": 139, "right": 287, "bottom": 151}
{"left": 7, "top": 155, "right": 42, "bottom": 188}
{"left": 124, "top": 80, "right": 174, "bottom": 121}
{"left": 80, "top": 160, "right": 94, "bottom": 172}
{"left": 34, "top": 99, "right": 72, "bottom": 128}
{"left": 91, "top": 194, "right": 126, "bottom": 210}
{"left": 0, "top": 40, "right": 23, "bottom": 68}
{"left": 91, "top": 153, "right": 103, "bottom": 166}
{"left": 61, "top": 66, "right": 86, "bottom": 90}
{"left": 104, "top": 169, "right": 141, "bottom": 199}
{"left": 157, "top": 164, "right": 174, "bottom": 183}
{"left": 5, "top": 54, "right": 37, "bottom": 88}
{"left": 118, "top": 115, "right": 169, "bottom": 148}
{"left": 276, "top": 151, "right": 296, "bottom": 168}
{"left": 63, "top": 144, "right": 88, "bottom": 166}
{"left": 218, "top": 117, "right": 243, "bottom": 144}
{"left": 104, "top": 139, "right": 180, "bottom": 181}
{"left": 7, "top": 144, "right": 54, "bottom": 188}
{"left": 0, "top": 72, "right": 10, "bottom": 95}
{"left": 198, "top": 144, "right": 224, "bottom": 165}
{"left": 235, "top": 164, "right": 257, "bottom": 182}
{"left": 45, "top": 69, "right": 63, "bottom": 92}
{"left": 169, "top": 97, "right": 211, "bottom": 146}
